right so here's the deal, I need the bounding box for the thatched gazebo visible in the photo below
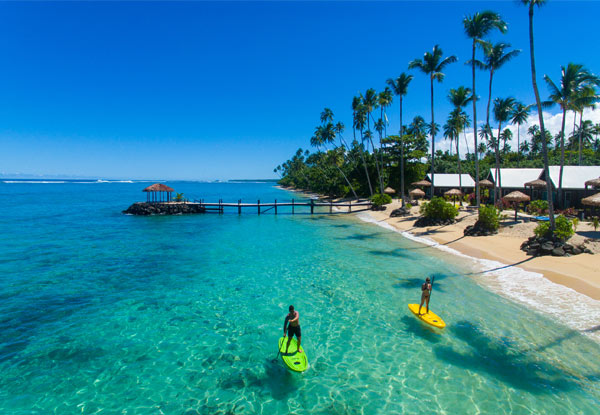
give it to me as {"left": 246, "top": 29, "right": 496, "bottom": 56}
{"left": 444, "top": 188, "right": 463, "bottom": 206}
{"left": 409, "top": 188, "right": 426, "bottom": 200}
{"left": 503, "top": 191, "right": 531, "bottom": 221}
{"left": 478, "top": 179, "right": 494, "bottom": 188}
{"left": 411, "top": 180, "right": 431, "bottom": 188}
{"left": 582, "top": 192, "right": 600, "bottom": 207}
{"left": 143, "top": 183, "right": 175, "bottom": 203}
{"left": 384, "top": 187, "right": 396, "bottom": 195}
{"left": 585, "top": 177, "right": 600, "bottom": 190}
{"left": 524, "top": 179, "right": 547, "bottom": 200}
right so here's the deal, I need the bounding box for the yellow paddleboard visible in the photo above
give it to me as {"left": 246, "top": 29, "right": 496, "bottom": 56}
{"left": 278, "top": 337, "right": 308, "bottom": 372}
{"left": 408, "top": 304, "right": 446, "bottom": 329}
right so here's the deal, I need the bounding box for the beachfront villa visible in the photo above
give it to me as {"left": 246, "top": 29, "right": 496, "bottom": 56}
{"left": 424, "top": 173, "right": 475, "bottom": 197}
{"left": 486, "top": 168, "right": 543, "bottom": 199}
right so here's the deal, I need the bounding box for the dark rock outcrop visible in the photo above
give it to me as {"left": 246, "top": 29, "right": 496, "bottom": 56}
{"left": 390, "top": 207, "right": 410, "bottom": 217}
{"left": 413, "top": 217, "right": 455, "bottom": 227}
{"left": 520, "top": 235, "right": 588, "bottom": 257}
{"left": 123, "top": 202, "right": 206, "bottom": 216}
{"left": 463, "top": 221, "right": 499, "bottom": 237}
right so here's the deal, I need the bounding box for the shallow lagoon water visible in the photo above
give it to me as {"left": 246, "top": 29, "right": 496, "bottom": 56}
{"left": 0, "top": 181, "right": 599, "bottom": 414}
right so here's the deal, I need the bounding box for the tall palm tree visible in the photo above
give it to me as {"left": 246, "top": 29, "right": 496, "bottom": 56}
{"left": 481, "top": 43, "right": 521, "bottom": 144}
{"left": 492, "top": 97, "right": 516, "bottom": 203}
{"left": 353, "top": 98, "right": 373, "bottom": 197}
{"left": 408, "top": 45, "right": 457, "bottom": 197}
{"left": 387, "top": 73, "right": 413, "bottom": 206}
{"left": 448, "top": 86, "right": 473, "bottom": 158}
{"left": 463, "top": 11, "right": 507, "bottom": 208}
{"left": 500, "top": 128, "right": 512, "bottom": 153}
{"left": 363, "top": 89, "right": 385, "bottom": 194}
{"left": 543, "top": 64, "right": 598, "bottom": 206}
{"left": 445, "top": 109, "right": 465, "bottom": 196}
{"left": 522, "top": 0, "right": 555, "bottom": 231}
{"left": 571, "top": 84, "right": 600, "bottom": 164}
{"left": 378, "top": 88, "right": 393, "bottom": 180}
{"left": 510, "top": 102, "right": 530, "bottom": 162}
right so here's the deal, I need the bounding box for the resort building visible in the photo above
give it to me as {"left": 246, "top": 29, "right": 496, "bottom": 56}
{"left": 425, "top": 173, "right": 475, "bottom": 197}
{"left": 487, "top": 168, "right": 543, "bottom": 199}
{"left": 538, "top": 166, "right": 600, "bottom": 208}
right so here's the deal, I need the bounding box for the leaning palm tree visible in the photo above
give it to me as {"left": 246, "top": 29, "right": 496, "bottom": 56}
{"left": 510, "top": 102, "right": 531, "bottom": 162}
{"left": 363, "top": 89, "right": 384, "bottom": 193}
{"left": 522, "top": 0, "right": 555, "bottom": 231}
{"left": 463, "top": 11, "right": 507, "bottom": 208}
{"left": 492, "top": 97, "right": 516, "bottom": 204}
{"left": 481, "top": 42, "right": 521, "bottom": 144}
{"left": 353, "top": 100, "right": 373, "bottom": 197}
{"left": 320, "top": 108, "right": 334, "bottom": 124}
{"left": 408, "top": 45, "right": 457, "bottom": 197}
{"left": 543, "top": 63, "right": 598, "bottom": 206}
{"left": 387, "top": 73, "right": 413, "bottom": 206}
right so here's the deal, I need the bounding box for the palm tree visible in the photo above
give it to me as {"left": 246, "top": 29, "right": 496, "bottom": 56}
{"left": 481, "top": 43, "right": 521, "bottom": 145}
{"left": 522, "top": 0, "right": 555, "bottom": 231}
{"left": 593, "top": 123, "right": 600, "bottom": 142}
{"left": 492, "top": 97, "right": 516, "bottom": 203}
{"left": 571, "top": 85, "right": 599, "bottom": 164}
{"left": 353, "top": 98, "right": 373, "bottom": 196}
{"left": 543, "top": 64, "right": 598, "bottom": 206}
{"left": 520, "top": 140, "right": 530, "bottom": 156}
{"left": 448, "top": 86, "right": 473, "bottom": 157}
{"left": 363, "top": 89, "right": 385, "bottom": 194}
{"left": 408, "top": 45, "right": 457, "bottom": 197}
{"left": 463, "top": 11, "right": 507, "bottom": 208}
{"left": 320, "top": 108, "right": 334, "bottom": 124}
{"left": 510, "top": 102, "right": 530, "bottom": 162}
{"left": 378, "top": 88, "right": 393, "bottom": 180}
{"left": 574, "top": 119, "right": 595, "bottom": 149}
{"left": 445, "top": 109, "right": 465, "bottom": 196}
{"left": 387, "top": 73, "right": 413, "bottom": 206}
{"left": 500, "top": 128, "right": 512, "bottom": 153}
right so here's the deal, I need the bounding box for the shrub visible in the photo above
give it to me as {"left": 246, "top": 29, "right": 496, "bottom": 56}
{"left": 371, "top": 193, "right": 392, "bottom": 207}
{"left": 420, "top": 197, "right": 458, "bottom": 221}
{"left": 528, "top": 199, "right": 548, "bottom": 215}
{"left": 592, "top": 217, "right": 599, "bottom": 232}
{"left": 534, "top": 215, "right": 575, "bottom": 241}
{"left": 406, "top": 203, "right": 413, "bottom": 209}
{"left": 174, "top": 193, "right": 184, "bottom": 202}
{"left": 478, "top": 205, "right": 500, "bottom": 232}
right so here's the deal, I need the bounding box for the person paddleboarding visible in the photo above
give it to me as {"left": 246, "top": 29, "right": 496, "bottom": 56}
{"left": 283, "top": 305, "right": 302, "bottom": 354}
{"left": 418, "top": 277, "right": 432, "bottom": 315}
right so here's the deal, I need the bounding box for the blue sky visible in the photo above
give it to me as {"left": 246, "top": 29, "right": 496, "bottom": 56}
{"left": 1, "top": 1, "right": 599, "bottom": 180}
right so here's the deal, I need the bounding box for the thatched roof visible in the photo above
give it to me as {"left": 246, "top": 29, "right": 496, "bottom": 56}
{"left": 143, "top": 183, "right": 174, "bottom": 192}
{"left": 585, "top": 177, "right": 600, "bottom": 188}
{"left": 503, "top": 191, "right": 531, "bottom": 203}
{"left": 524, "top": 179, "right": 547, "bottom": 188}
{"left": 409, "top": 188, "right": 426, "bottom": 197}
{"left": 444, "top": 188, "right": 463, "bottom": 196}
{"left": 411, "top": 180, "right": 431, "bottom": 187}
{"left": 582, "top": 192, "right": 600, "bottom": 207}
{"left": 384, "top": 187, "right": 396, "bottom": 194}
{"left": 478, "top": 179, "right": 494, "bottom": 188}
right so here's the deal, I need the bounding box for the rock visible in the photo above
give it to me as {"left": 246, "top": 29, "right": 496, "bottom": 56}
{"left": 541, "top": 243, "right": 554, "bottom": 253}
{"left": 572, "top": 247, "right": 582, "bottom": 255}
{"left": 123, "top": 202, "right": 206, "bottom": 216}
{"left": 551, "top": 247, "right": 565, "bottom": 256}
{"left": 390, "top": 208, "right": 409, "bottom": 218}
{"left": 584, "top": 248, "right": 593, "bottom": 254}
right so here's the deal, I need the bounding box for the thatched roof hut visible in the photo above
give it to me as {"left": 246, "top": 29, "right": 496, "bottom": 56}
{"left": 582, "top": 192, "right": 600, "bottom": 207}
{"left": 384, "top": 187, "right": 396, "bottom": 195}
{"left": 478, "top": 179, "right": 494, "bottom": 188}
{"left": 503, "top": 191, "right": 531, "bottom": 221}
{"left": 585, "top": 177, "right": 600, "bottom": 189}
{"left": 411, "top": 180, "right": 431, "bottom": 187}
{"left": 143, "top": 183, "right": 174, "bottom": 202}
{"left": 524, "top": 179, "right": 547, "bottom": 188}
{"left": 444, "top": 188, "right": 463, "bottom": 196}
{"left": 409, "top": 188, "right": 426, "bottom": 199}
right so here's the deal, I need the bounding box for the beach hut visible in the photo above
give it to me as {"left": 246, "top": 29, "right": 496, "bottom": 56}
{"left": 425, "top": 173, "right": 475, "bottom": 197}
{"left": 503, "top": 191, "right": 531, "bottom": 221}
{"left": 585, "top": 177, "right": 600, "bottom": 190}
{"left": 411, "top": 180, "right": 431, "bottom": 188}
{"left": 524, "top": 179, "right": 547, "bottom": 201}
{"left": 478, "top": 179, "right": 494, "bottom": 188}
{"left": 384, "top": 187, "right": 396, "bottom": 195}
{"left": 409, "top": 188, "right": 426, "bottom": 200}
{"left": 143, "top": 183, "right": 174, "bottom": 203}
{"left": 582, "top": 192, "right": 600, "bottom": 206}
{"left": 444, "top": 188, "right": 463, "bottom": 206}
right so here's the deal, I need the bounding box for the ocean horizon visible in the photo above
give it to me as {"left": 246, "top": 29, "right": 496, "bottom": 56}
{"left": 1, "top": 181, "right": 599, "bottom": 414}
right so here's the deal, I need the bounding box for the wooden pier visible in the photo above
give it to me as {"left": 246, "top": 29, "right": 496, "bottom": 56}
{"left": 194, "top": 199, "right": 373, "bottom": 215}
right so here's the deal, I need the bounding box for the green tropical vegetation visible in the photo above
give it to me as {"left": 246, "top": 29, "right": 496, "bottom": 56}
{"left": 276, "top": 1, "right": 600, "bottom": 233}
{"left": 420, "top": 197, "right": 459, "bottom": 221}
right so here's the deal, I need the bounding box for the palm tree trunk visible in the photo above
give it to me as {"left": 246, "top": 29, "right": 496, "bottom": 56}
{"left": 430, "top": 77, "right": 436, "bottom": 198}
{"left": 379, "top": 107, "right": 386, "bottom": 189}
{"left": 528, "top": 3, "right": 556, "bottom": 231}
{"left": 517, "top": 123, "right": 521, "bottom": 166}
{"left": 400, "top": 96, "right": 405, "bottom": 207}
{"left": 495, "top": 122, "right": 502, "bottom": 204}
{"left": 358, "top": 127, "right": 373, "bottom": 197}
{"left": 456, "top": 133, "right": 462, "bottom": 206}
{"left": 579, "top": 109, "right": 584, "bottom": 165}
{"left": 486, "top": 71, "right": 494, "bottom": 137}
{"left": 463, "top": 125, "right": 470, "bottom": 156}
{"left": 558, "top": 107, "right": 566, "bottom": 209}
{"left": 471, "top": 41, "right": 480, "bottom": 209}
{"left": 368, "top": 134, "right": 384, "bottom": 194}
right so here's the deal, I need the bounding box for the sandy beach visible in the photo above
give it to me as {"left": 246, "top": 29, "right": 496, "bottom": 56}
{"left": 365, "top": 200, "right": 600, "bottom": 301}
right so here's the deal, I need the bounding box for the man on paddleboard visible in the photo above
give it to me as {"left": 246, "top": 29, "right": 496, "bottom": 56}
{"left": 283, "top": 305, "right": 302, "bottom": 354}
{"left": 418, "top": 277, "right": 432, "bottom": 315}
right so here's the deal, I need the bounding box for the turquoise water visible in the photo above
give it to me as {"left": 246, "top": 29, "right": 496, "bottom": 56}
{"left": 1, "top": 181, "right": 599, "bottom": 414}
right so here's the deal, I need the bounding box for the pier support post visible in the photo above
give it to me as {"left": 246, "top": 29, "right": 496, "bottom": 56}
{"left": 238, "top": 200, "right": 241, "bottom": 215}
{"left": 349, "top": 200, "right": 351, "bottom": 213}
{"left": 219, "top": 199, "right": 223, "bottom": 214}
{"left": 330, "top": 200, "right": 332, "bottom": 213}
{"left": 275, "top": 199, "right": 277, "bottom": 215}
{"left": 310, "top": 199, "right": 314, "bottom": 215}
{"left": 292, "top": 199, "right": 295, "bottom": 215}
{"left": 258, "top": 200, "right": 260, "bottom": 215}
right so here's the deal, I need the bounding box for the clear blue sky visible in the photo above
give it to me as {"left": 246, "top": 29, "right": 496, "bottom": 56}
{"left": 1, "top": 1, "right": 598, "bottom": 180}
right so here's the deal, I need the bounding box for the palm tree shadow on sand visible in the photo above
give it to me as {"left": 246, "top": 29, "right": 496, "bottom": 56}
{"left": 434, "top": 321, "right": 600, "bottom": 394}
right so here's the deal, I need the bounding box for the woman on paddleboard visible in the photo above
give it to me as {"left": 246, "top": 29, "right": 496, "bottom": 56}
{"left": 283, "top": 305, "right": 302, "bottom": 354}
{"left": 418, "top": 277, "right": 432, "bottom": 315}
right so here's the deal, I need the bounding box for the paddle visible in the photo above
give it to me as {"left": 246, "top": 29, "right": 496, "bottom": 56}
{"left": 427, "top": 276, "right": 435, "bottom": 314}
{"left": 274, "top": 335, "right": 285, "bottom": 361}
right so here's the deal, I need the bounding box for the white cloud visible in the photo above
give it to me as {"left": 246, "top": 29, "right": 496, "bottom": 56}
{"left": 434, "top": 107, "right": 600, "bottom": 158}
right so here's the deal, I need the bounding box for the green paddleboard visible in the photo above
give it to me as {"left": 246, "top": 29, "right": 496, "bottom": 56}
{"left": 278, "top": 336, "right": 308, "bottom": 372}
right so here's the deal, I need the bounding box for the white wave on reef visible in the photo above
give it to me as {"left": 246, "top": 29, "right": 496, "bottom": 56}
{"left": 2, "top": 180, "right": 67, "bottom": 184}
{"left": 3, "top": 179, "right": 135, "bottom": 184}
{"left": 357, "top": 212, "right": 600, "bottom": 343}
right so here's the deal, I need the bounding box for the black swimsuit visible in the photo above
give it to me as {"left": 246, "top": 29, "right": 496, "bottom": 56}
{"left": 284, "top": 314, "right": 301, "bottom": 338}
